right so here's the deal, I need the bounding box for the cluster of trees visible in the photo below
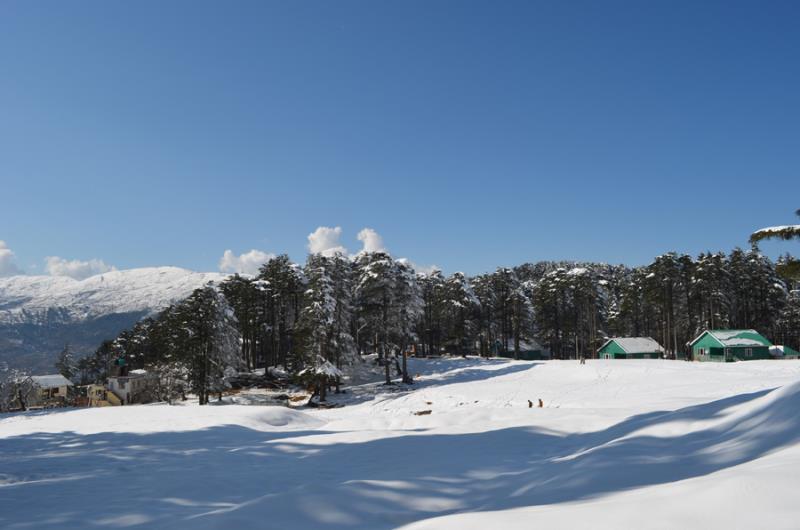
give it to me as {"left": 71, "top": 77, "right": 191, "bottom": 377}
{"left": 2, "top": 210, "right": 791, "bottom": 409}
{"left": 70, "top": 243, "right": 799, "bottom": 406}
{"left": 73, "top": 286, "right": 240, "bottom": 404}
{"left": 73, "top": 252, "right": 426, "bottom": 402}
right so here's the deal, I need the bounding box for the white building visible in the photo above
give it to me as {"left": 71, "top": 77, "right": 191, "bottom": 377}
{"left": 29, "top": 374, "right": 73, "bottom": 407}
{"left": 107, "top": 369, "right": 154, "bottom": 405}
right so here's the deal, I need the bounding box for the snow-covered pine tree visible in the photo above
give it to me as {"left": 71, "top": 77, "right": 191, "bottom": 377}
{"left": 297, "top": 252, "right": 356, "bottom": 389}
{"left": 177, "top": 284, "right": 242, "bottom": 405}
{"left": 439, "top": 272, "right": 480, "bottom": 356}
{"left": 532, "top": 268, "right": 569, "bottom": 358}
{"left": 298, "top": 355, "right": 344, "bottom": 403}
{"left": 776, "top": 290, "right": 800, "bottom": 350}
{"left": 392, "top": 259, "right": 424, "bottom": 383}
{"left": 298, "top": 253, "right": 338, "bottom": 369}
{"left": 220, "top": 274, "right": 265, "bottom": 370}
{"left": 417, "top": 269, "right": 445, "bottom": 356}
{"left": 354, "top": 251, "right": 397, "bottom": 384}
{"left": 471, "top": 273, "right": 497, "bottom": 357}
{"left": 258, "top": 255, "right": 307, "bottom": 371}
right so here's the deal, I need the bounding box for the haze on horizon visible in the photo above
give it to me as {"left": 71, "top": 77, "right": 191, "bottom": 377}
{"left": 1, "top": 1, "right": 798, "bottom": 279}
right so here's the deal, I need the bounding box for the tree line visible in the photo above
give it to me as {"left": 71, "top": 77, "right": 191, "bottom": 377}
{"left": 58, "top": 244, "right": 798, "bottom": 405}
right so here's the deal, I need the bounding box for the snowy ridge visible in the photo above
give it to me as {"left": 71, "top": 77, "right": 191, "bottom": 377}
{"left": 0, "top": 267, "right": 229, "bottom": 324}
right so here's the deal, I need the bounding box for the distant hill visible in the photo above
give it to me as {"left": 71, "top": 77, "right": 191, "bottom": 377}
{"left": 0, "top": 267, "right": 228, "bottom": 374}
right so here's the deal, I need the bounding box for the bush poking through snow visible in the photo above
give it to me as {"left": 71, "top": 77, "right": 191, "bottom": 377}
{"left": 297, "top": 356, "right": 344, "bottom": 404}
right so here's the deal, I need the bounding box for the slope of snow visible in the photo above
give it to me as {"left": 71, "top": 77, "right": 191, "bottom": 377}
{"left": 0, "top": 267, "right": 228, "bottom": 324}
{"left": 1, "top": 359, "right": 800, "bottom": 529}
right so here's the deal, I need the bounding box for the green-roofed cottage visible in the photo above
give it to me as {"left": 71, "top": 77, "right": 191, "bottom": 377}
{"left": 689, "top": 329, "right": 772, "bottom": 362}
{"left": 597, "top": 337, "right": 664, "bottom": 359}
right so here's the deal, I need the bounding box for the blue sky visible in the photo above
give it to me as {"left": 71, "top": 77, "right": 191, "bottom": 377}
{"left": 1, "top": 0, "right": 798, "bottom": 278}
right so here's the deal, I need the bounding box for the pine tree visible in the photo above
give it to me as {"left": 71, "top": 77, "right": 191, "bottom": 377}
{"left": 55, "top": 344, "right": 76, "bottom": 381}
{"left": 177, "top": 285, "right": 242, "bottom": 405}
{"left": 354, "top": 252, "right": 398, "bottom": 383}
{"left": 439, "top": 272, "right": 480, "bottom": 356}
{"left": 392, "top": 259, "right": 424, "bottom": 382}
{"left": 417, "top": 269, "right": 445, "bottom": 356}
{"left": 258, "top": 255, "right": 307, "bottom": 370}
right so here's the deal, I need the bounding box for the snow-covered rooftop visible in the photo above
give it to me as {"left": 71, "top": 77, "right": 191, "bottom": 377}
{"left": 606, "top": 337, "right": 664, "bottom": 354}
{"left": 708, "top": 330, "right": 772, "bottom": 347}
{"left": 31, "top": 374, "right": 73, "bottom": 388}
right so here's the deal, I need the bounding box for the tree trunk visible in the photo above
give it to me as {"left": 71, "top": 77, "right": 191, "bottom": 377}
{"left": 402, "top": 346, "right": 413, "bottom": 384}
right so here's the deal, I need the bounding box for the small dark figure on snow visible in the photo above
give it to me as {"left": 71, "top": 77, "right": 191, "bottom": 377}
{"left": 579, "top": 355, "right": 586, "bottom": 365}
{"left": 538, "top": 398, "right": 544, "bottom": 408}
{"left": 528, "top": 399, "right": 533, "bottom": 408}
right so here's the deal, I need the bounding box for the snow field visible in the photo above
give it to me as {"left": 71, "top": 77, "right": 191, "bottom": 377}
{"left": 2, "top": 358, "right": 800, "bottom": 529}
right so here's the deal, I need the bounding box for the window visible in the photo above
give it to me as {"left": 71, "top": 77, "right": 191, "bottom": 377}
{"left": 745, "top": 348, "right": 753, "bottom": 357}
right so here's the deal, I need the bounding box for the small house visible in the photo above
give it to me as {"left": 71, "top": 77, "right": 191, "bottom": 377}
{"left": 29, "top": 374, "right": 73, "bottom": 407}
{"left": 80, "top": 384, "right": 121, "bottom": 406}
{"left": 769, "top": 345, "right": 800, "bottom": 360}
{"left": 107, "top": 369, "right": 154, "bottom": 405}
{"left": 597, "top": 337, "right": 664, "bottom": 359}
{"left": 689, "top": 329, "right": 772, "bottom": 362}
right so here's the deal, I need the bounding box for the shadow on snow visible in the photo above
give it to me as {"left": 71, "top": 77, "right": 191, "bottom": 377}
{"left": 0, "top": 373, "right": 797, "bottom": 529}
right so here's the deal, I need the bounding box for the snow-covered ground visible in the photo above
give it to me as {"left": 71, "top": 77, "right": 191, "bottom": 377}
{"left": 2, "top": 358, "right": 800, "bottom": 529}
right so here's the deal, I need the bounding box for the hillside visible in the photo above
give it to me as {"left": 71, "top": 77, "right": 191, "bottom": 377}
{"left": 0, "top": 267, "right": 228, "bottom": 372}
{"left": 1, "top": 358, "right": 799, "bottom": 529}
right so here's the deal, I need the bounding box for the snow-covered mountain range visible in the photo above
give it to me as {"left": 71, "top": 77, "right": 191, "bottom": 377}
{"left": 0, "top": 267, "right": 228, "bottom": 373}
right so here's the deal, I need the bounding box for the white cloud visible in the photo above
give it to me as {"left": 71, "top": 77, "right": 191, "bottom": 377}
{"left": 218, "top": 249, "right": 275, "bottom": 276}
{"left": 0, "top": 240, "right": 23, "bottom": 277}
{"left": 307, "top": 226, "right": 348, "bottom": 257}
{"left": 357, "top": 228, "right": 387, "bottom": 254}
{"left": 44, "top": 256, "right": 116, "bottom": 280}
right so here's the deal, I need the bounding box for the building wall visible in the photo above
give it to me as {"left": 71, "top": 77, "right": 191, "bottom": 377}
{"left": 107, "top": 375, "right": 153, "bottom": 404}
{"left": 598, "top": 341, "right": 627, "bottom": 359}
{"left": 728, "top": 346, "right": 772, "bottom": 361}
{"left": 692, "top": 333, "right": 725, "bottom": 362}
{"left": 692, "top": 332, "right": 772, "bottom": 362}
{"left": 625, "top": 352, "right": 660, "bottom": 359}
